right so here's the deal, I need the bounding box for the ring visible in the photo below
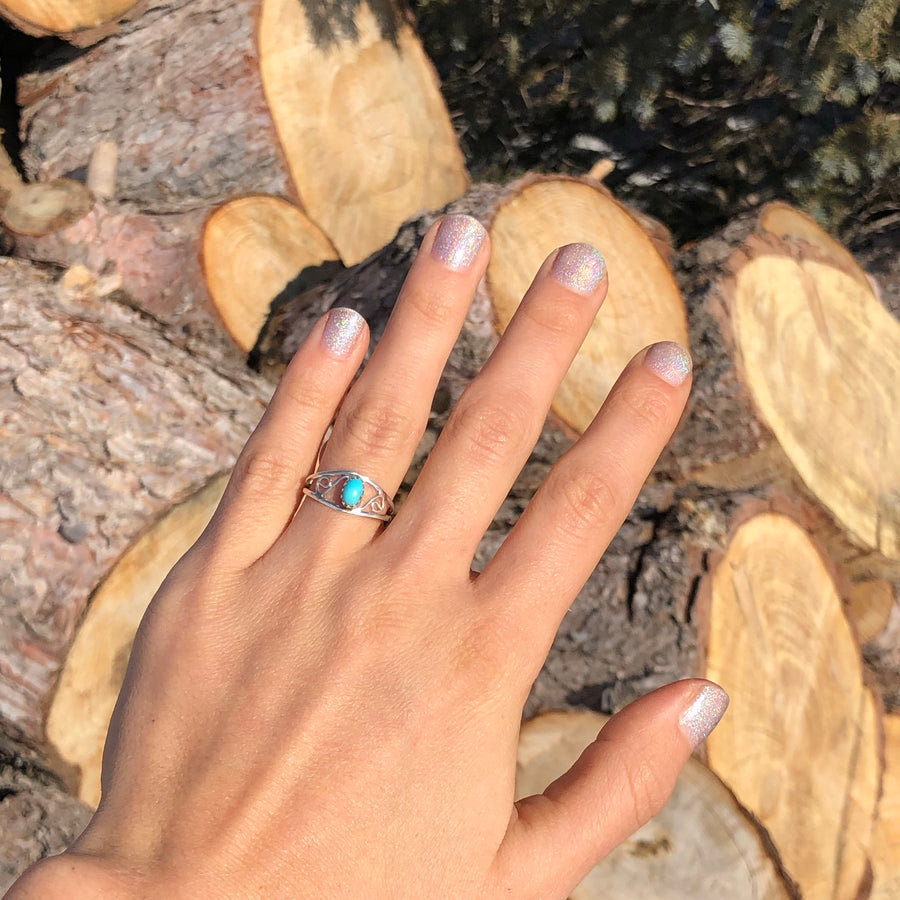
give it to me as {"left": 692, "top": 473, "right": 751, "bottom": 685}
{"left": 302, "top": 470, "right": 395, "bottom": 522}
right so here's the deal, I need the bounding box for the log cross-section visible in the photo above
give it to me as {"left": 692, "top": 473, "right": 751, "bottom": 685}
{"left": 516, "top": 710, "right": 798, "bottom": 900}
{"left": 702, "top": 512, "right": 882, "bottom": 900}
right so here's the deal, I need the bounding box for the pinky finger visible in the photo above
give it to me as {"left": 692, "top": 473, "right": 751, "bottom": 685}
{"left": 200, "top": 308, "right": 368, "bottom": 568}
{"left": 491, "top": 679, "right": 729, "bottom": 900}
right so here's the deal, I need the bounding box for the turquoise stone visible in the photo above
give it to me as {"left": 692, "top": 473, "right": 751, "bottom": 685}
{"left": 340, "top": 476, "right": 365, "bottom": 509}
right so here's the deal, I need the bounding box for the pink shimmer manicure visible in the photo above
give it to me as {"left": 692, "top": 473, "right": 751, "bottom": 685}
{"left": 322, "top": 308, "right": 365, "bottom": 359}
{"left": 431, "top": 214, "right": 487, "bottom": 271}
{"left": 680, "top": 684, "right": 729, "bottom": 747}
{"left": 550, "top": 243, "right": 607, "bottom": 296}
{"left": 644, "top": 341, "right": 693, "bottom": 386}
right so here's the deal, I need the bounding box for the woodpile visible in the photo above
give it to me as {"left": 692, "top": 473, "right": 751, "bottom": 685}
{"left": 1, "top": 1, "right": 898, "bottom": 896}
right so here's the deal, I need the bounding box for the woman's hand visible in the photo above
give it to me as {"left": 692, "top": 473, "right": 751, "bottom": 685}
{"left": 8, "top": 215, "right": 726, "bottom": 900}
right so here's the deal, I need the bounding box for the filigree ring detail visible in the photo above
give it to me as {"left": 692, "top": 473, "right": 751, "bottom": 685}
{"left": 302, "top": 470, "right": 395, "bottom": 522}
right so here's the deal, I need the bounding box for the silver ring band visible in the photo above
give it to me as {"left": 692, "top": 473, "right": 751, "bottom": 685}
{"left": 302, "top": 470, "right": 395, "bottom": 522}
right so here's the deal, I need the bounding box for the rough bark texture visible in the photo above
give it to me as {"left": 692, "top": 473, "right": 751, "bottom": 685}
{"left": 522, "top": 480, "right": 701, "bottom": 717}
{"left": 0, "top": 257, "right": 272, "bottom": 746}
{"left": 11, "top": 199, "right": 235, "bottom": 359}
{"left": 19, "top": 0, "right": 289, "bottom": 212}
{"left": 0, "top": 730, "right": 92, "bottom": 896}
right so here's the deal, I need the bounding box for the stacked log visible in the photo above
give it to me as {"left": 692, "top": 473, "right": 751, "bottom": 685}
{"left": 11, "top": 0, "right": 468, "bottom": 350}
{"left": 871, "top": 715, "right": 900, "bottom": 899}
{"left": 201, "top": 197, "right": 341, "bottom": 352}
{"left": 515, "top": 710, "right": 799, "bottom": 899}
{"left": 1, "top": 0, "right": 899, "bottom": 895}
{"left": 700, "top": 513, "right": 881, "bottom": 900}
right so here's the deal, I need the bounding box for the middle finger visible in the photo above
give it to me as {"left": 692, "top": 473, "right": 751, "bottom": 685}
{"left": 287, "top": 214, "right": 489, "bottom": 550}
{"left": 391, "top": 242, "right": 608, "bottom": 560}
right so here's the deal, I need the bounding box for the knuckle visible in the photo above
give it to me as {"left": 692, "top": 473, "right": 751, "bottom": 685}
{"left": 344, "top": 600, "right": 411, "bottom": 648}
{"left": 340, "top": 394, "right": 420, "bottom": 457}
{"left": 445, "top": 393, "right": 533, "bottom": 465}
{"left": 231, "top": 447, "right": 298, "bottom": 496}
{"left": 406, "top": 285, "right": 459, "bottom": 328}
{"left": 521, "top": 294, "right": 582, "bottom": 338}
{"left": 278, "top": 379, "right": 331, "bottom": 422}
{"left": 619, "top": 753, "right": 670, "bottom": 828}
{"left": 618, "top": 383, "right": 672, "bottom": 429}
{"left": 554, "top": 467, "right": 619, "bottom": 535}
{"left": 455, "top": 615, "right": 506, "bottom": 680}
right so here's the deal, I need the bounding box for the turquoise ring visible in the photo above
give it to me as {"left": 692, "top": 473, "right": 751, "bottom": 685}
{"left": 302, "top": 470, "right": 395, "bottom": 522}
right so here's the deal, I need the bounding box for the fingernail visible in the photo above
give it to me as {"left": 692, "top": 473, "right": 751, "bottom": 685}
{"left": 431, "top": 214, "right": 486, "bottom": 271}
{"left": 550, "top": 243, "right": 606, "bottom": 296}
{"left": 644, "top": 341, "right": 692, "bottom": 386}
{"left": 322, "top": 307, "right": 365, "bottom": 358}
{"left": 680, "top": 684, "right": 729, "bottom": 747}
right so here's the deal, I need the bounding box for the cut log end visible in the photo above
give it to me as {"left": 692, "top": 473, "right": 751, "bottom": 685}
{"left": 0, "top": 0, "right": 137, "bottom": 38}
{"left": 45, "top": 475, "right": 229, "bottom": 807}
{"left": 487, "top": 177, "right": 688, "bottom": 433}
{"left": 202, "top": 196, "right": 340, "bottom": 353}
{"left": 703, "top": 512, "right": 881, "bottom": 900}
{"left": 758, "top": 202, "right": 872, "bottom": 288}
{"left": 730, "top": 250, "right": 900, "bottom": 561}
{"left": 870, "top": 714, "right": 900, "bottom": 899}
{"left": 516, "top": 710, "right": 798, "bottom": 900}
{"left": 257, "top": 0, "right": 468, "bottom": 264}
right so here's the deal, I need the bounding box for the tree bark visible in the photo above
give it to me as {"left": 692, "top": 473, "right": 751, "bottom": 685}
{"left": 0, "top": 730, "right": 92, "bottom": 897}
{"left": 18, "top": 0, "right": 289, "bottom": 212}
{"left": 0, "top": 257, "right": 272, "bottom": 748}
{"left": 11, "top": 198, "right": 235, "bottom": 359}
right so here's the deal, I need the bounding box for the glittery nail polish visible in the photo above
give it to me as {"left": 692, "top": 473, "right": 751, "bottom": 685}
{"left": 679, "top": 684, "right": 729, "bottom": 747}
{"left": 431, "top": 214, "right": 487, "bottom": 271}
{"left": 644, "top": 341, "right": 693, "bottom": 386}
{"left": 550, "top": 243, "right": 607, "bottom": 296}
{"left": 322, "top": 307, "right": 365, "bottom": 359}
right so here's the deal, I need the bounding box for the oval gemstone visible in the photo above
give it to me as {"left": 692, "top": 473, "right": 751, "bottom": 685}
{"left": 340, "top": 476, "right": 365, "bottom": 509}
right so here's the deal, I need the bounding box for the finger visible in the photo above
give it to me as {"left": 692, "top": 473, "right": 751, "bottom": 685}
{"left": 391, "top": 243, "right": 608, "bottom": 560}
{"left": 477, "top": 341, "right": 692, "bottom": 670}
{"left": 492, "top": 679, "right": 729, "bottom": 899}
{"left": 287, "top": 214, "right": 489, "bottom": 547}
{"left": 200, "top": 308, "right": 368, "bottom": 567}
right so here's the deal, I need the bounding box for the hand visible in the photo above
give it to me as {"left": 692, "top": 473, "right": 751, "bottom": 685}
{"left": 8, "top": 215, "right": 727, "bottom": 900}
